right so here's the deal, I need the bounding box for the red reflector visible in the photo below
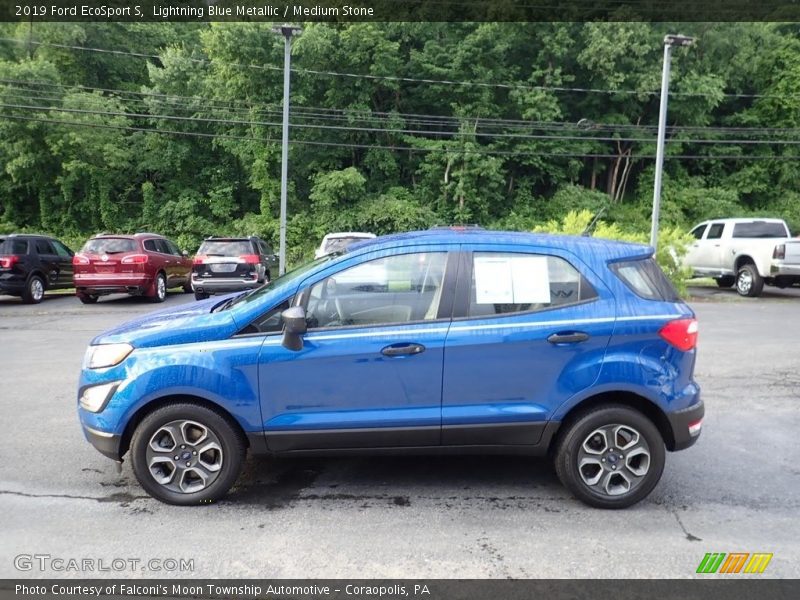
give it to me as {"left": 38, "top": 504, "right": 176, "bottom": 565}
{"left": 659, "top": 318, "right": 698, "bottom": 352}
{"left": 0, "top": 255, "right": 19, "bottom": 268}
{"left": 72, "top": 254, "right": 90, "bottom": 265}
{"left": 688, "top": 418, "right": 703, "bottom": 436}
{"left": 240, "top": 254, "right": 260, "bottom": 264}
{"left": 193, "top": 255, "right": 208, "bottom": 265}
{"left": 121, "top": 254, "right": 148, "bottom": 264}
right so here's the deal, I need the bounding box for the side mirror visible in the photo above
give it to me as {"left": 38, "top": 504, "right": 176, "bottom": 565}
{"left": 281, "top": 306, "right": 307, "bottom": 351}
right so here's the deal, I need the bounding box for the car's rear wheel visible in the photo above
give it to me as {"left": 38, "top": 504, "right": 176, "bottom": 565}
{"left": 77, "top": 292, "right": 99, "bottom": 304}
{"left": 735, "top": 263, "right": 763, "bottom": 297}
{"left": 22, "top": 275, "right": 45, "bottom": 304}
{"left": 554, "top": 405, "right": 665, "bottom": 509}
{"left": 183, "top": 279, "right": 193, "bottom": 293}
{"left": 194, "top": 290, "right": 209, "bottom": 301}
{"left": 150, "top": 272, "right": 167, "bottom": 303}
{"left": 714, "top": 276, "right": 735, "bottom": 288}
{"left": 130, "top": 403, "right": 246, "bottom": 505}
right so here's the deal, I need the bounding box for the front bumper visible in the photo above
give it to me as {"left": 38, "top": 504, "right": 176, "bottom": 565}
{"left": 82, "top": 425, "right": 123, "bottom": 461}
{"left": 666, "top": 399, "right": 705, "bottom": 451}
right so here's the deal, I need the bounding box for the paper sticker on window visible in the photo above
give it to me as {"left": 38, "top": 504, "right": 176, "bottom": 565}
{"left": 474, "top": 255, "right": 551, "bottom": 304}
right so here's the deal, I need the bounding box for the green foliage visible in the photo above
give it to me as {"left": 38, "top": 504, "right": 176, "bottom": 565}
{"left": 0, "top": 22, "right": 795, "bottom": 265}
{"left": 534, "top": 210, "right": 693, "bottom": 296}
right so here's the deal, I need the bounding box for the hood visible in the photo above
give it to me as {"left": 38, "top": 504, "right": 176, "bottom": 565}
{"left": 91, "top": 295, "right": 241, "bottom": 348}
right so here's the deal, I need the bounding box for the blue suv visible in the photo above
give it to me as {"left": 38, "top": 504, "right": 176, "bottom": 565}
{"left": 78, "top": 229, "right": 703, "bottom": 508}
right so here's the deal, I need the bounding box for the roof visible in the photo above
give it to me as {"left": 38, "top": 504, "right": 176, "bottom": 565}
{"left": 694, "top": 217, "right": 787, "bottom": 224}
{"left": 347, "top": 229, "right": 651, "bottom": 261}
{"left": 322, "top": 232, "right": 376, "bottom": 239}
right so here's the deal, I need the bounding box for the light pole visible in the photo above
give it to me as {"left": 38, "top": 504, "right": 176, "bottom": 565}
{"left": 272, "top": 24, "right": 302, "bottom": 275}
{"left": 650, "top": 34, "right": 694, "bottom": 249}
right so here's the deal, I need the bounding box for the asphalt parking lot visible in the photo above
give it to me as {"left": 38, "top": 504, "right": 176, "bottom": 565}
{"left": 0, "top": 288, "right": 798, "bottom": 578}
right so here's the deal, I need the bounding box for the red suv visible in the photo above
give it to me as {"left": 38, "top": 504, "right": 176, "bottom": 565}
{"left": 73, "top": 233, "right": 192, "bottom": 304}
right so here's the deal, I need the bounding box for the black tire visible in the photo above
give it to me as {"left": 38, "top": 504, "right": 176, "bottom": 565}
{"left": 735, "top": 263, "right": 763, "bottom": 297}
{"left": 21, "top": 274, "right": 45, "bottom": 304}
{"left": 130, "top": 402, "right": 246, "bottom": 506}
{"left": 150, "top": 272, "right": 167, "bottom": 303}
{"left": 265, "top": 270, "right": 271, "bottom": 283}
{"left": 77, "top": 292, "right": 99, "bottom": 304}
{"left": 714, "top": 276, "right": 735, "bottom": 288}
{"left": 553, "top": 405, "right": 666, "bottom": 509}
{"left": 194, "top": 290, "right": 209, "bottom": 301}
{"left": 183, "top": 278, "right": 193, "bottom": 293}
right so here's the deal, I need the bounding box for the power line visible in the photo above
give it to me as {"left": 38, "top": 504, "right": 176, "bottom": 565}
{"left": 1, "top": 36, "right": 795, "bottom": 100}
{"left": 2, "top": 112, "right": 799, "bottom": 161}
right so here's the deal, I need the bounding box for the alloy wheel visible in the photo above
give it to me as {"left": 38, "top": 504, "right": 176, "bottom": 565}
{"left": 145, "top": 419, "right": 224, "bottom": 494}
{"left": 577, "top": 424, "right": 651, "bottom": 497}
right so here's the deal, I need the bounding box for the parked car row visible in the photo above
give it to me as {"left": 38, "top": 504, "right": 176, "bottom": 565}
{"left": 0, "top": 232, "right": 279, "bottom": 304}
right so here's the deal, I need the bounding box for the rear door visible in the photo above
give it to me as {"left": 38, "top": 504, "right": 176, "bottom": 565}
{"left": 34, "top": 238, "right": 61, "bottom": 288}
{"left": 441, "top": 247, "right": 614, "bottom": 446}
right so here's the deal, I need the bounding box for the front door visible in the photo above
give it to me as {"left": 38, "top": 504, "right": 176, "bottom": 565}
{"left": 441, "top": 248, "right": 614, "bottom": 446}
{"left": 257, "top": 250, "right": 456, "bottom": 451}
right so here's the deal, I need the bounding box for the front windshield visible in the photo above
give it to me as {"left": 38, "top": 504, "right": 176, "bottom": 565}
{"left": 223, "top": 252, "right": 341, "bottom": 310}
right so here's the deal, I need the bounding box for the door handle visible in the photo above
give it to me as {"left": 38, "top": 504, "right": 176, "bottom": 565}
{"left": 547, "top": 332, "right": 590, "bottom": 344}
{"left": 381, "top": 343, "right": 426, "bottom": 357}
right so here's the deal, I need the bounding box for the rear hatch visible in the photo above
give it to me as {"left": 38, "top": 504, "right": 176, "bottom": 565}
{"left": 0, "top": 237, "right": 29, "bottom": 275}
{"left": 74, "top": 237, "right": 143, "bottom": 275}
{"left": 776, "top": 239, "right": 800, "bottom": 266}
{"left": 193, "top": 239, "right": 259, "bottom": 280}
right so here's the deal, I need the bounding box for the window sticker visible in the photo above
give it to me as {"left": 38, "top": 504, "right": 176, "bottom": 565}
{"left": 474, "top": 255, "right": 551, "bottom": 304}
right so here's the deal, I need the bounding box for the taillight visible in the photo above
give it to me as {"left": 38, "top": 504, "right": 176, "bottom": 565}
{"left": 659, "top": 318, "right": 698, "bottom": 352}
{"left": 0, "top": 255, "right": 20, "bottom": 268}
{"left": 240, "top": 254, "right": 260, "bottom": 264}
{"left": 773, "top": 244, "right": 785, "bottom": 260}
{"left": 72, "top": 254, "right": 90, "bottom": 265}
{"left": 121, "top": 254, "right": 148, "bottom": 264}
{"left": 193, "top": 255, "right": 208, "bottom": 265}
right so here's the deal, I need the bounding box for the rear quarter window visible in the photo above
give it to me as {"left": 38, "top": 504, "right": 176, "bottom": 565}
{"left": 611, "top": 258, "right": 680, "bottom": 302}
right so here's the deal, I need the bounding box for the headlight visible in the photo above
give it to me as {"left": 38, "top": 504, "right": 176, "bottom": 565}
{"left": 79, "top": 381, "right": 120, "bottom": 413}
{"left": 84, "top": 343, "right": 134, "bottom": 369}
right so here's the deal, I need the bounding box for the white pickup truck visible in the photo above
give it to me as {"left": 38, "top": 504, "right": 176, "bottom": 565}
{"left": 684, "top": 217, "right": 798, "bottom": 296}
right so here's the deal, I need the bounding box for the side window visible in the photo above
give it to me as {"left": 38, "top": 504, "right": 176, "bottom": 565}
{"left": 35, "top": 239, "right": 54, "bottom": 254}
{"left": 143, "top": 240, "right": 158, "bottom": 252}
{"left": 706, "top": 223, "right": 725, "bottom": 239}
{"left": 262, "top": 242, "right": 273, "bottom": 255}
{"left": 51, "top": 240, "right": 73, "bottom": 257}
{"left": 691, "top": 224, "right": 707, "bottom": 240}
{"left": 154, "top": 239, "right": 171, "bottom": 254}
{"left": 467, "top": 253, "right": 597, "bottom": 317}
{"left": 305, "top": 252, "right": 449, "bottom": 329}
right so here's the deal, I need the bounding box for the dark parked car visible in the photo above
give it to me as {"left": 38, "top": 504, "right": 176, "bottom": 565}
{"left": 0, "top": 233, "right": 75, "bottom": 303}
{"left": 78, "top": 229, "right": 703, "bottom": 508}
{"left": 73, "top": 233, "right": 192, "bottom": 304}
{"left": 191, "top": 236, "right": 278, "bottom": 300}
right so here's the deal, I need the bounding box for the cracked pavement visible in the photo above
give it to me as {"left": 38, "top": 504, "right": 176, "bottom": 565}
{"left": 0, "top": 291, "right": 798, "bottom": 578}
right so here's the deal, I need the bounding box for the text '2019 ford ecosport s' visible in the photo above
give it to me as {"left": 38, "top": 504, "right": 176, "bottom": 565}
{"left": 77, "top": 229, "right": 703, "bottom": 508}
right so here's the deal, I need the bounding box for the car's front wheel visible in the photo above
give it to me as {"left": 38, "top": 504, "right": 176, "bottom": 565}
{"left": 554, "top": 405, "right": 665, "bottom": 509}
{"left": 130, "top": 403, "right": 246, "bottom": 505}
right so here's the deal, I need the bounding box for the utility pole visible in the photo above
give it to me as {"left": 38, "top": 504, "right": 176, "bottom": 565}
{"left": 650, "top": 34, "right": 694, "bottom": 249}
{"left": 272, "top": 24, "right": 302, "bottom": 275}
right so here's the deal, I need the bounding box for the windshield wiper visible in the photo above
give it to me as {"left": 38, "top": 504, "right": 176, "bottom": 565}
{"left": 212, "top": 290, "right": 252, "bottom": 312}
